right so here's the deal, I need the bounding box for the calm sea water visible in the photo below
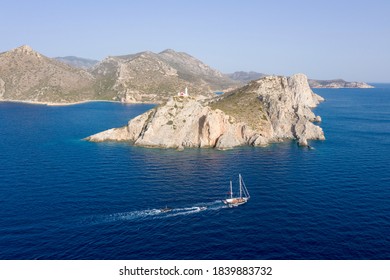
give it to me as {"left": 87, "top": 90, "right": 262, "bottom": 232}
{"left": 0, "top": 86, "right": 389, "bottom": 260}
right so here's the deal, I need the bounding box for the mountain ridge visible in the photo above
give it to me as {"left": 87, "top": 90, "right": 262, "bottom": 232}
{"left": 1, "top": 45, "right": 374, "bottom": 105}
{"left": 0, "top": 45, "right": 240, "bottom": 104}
{"left": 90, "top": 49, "right": 239, "bottom": 103}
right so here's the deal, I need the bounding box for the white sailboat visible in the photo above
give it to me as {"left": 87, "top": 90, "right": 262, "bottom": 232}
{"left": 222, "top": 174, "right": 250, "bottom": 207}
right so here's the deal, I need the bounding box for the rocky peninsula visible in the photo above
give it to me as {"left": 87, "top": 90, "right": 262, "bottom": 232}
{"left": 86, "top": 74, "right": 325, "bottom": 149}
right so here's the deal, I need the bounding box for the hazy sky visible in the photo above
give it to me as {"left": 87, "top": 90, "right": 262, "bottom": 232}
{"left": 1, "top": 0, "right": 389, "bottom": 82}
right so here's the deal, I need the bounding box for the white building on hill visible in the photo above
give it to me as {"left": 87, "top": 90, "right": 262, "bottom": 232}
{"left": 177, "top": 87, "right": 189, "bottom": 97}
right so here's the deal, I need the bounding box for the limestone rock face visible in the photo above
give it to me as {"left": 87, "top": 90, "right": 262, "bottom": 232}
{"left": 87, "top": 74, "right": 325, "bottom": 149}
{"left": 0, "top": 78, "right": 5, "bottom": 99}
{"left": 254, "top": 74, "right": 325, "bottom": 143}
{"left": 87, "top": 96, "right": 252, "bottom": 149}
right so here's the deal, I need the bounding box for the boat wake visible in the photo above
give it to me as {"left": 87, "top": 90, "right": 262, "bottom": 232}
{"left": 82, "top": 200, "right": 226, "bottom": 225}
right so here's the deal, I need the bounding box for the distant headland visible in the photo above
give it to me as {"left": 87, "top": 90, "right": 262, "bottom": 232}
{"left": 228, "top": 71, "right": 374, "bottom": 89}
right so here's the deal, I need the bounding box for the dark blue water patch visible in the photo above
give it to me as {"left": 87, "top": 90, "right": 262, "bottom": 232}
{"left": 0, "top": 88, "right": 390, "bottom": 260}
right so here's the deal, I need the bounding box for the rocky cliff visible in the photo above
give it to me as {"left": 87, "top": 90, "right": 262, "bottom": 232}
{"left": 86, "top": 74, "right": 325, "bottom": 149}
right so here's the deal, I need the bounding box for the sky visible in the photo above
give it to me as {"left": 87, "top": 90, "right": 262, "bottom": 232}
{"left": 1, "top": 0, "right": 389, "bottom": 82}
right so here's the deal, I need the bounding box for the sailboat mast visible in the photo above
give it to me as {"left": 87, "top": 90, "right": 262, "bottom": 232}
{"left": 230, "top": 180, "right": 233, "bottom": 199}
{"left": 239, "top": 174, "right": 242, "bottom": 198}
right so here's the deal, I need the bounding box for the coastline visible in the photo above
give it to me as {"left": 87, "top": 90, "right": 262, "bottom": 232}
{"left": 310, "top": 86, "right": 374, "bottom": 89}
{"left": 0, "top": 99, "right": 157, "bottom": 106}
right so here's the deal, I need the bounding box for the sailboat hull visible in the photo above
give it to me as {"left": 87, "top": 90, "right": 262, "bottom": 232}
{"left": 223, "top": 197, "right": 249, "bottom": 207}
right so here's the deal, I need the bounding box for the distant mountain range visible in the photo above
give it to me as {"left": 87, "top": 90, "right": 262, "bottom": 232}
{"left": 0, "top": 45, "right": 374, "bottom": 104}
{"left": 0, "top": 45, "right": 238, "bottom": 104}
{"left": 227, "top": 71, "right": 268, "bottom": 83}
{"left": 54, "top": 56, "right": 99, "bottom": 69}
{"left": 228, "top": 71, "right": 374, "bottom": 88}
{"left": 89, "top": 49, "right": 239, "bottom": 103}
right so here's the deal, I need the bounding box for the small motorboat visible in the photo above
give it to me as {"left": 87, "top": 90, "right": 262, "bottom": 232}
{"left": 160, "top": 206, "right": 172, "bottom": 213}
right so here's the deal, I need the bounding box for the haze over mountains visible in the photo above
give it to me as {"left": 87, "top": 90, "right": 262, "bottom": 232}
{"left": 58, "top": 55, "right": 374, "bottom": 90}
{"left": 54, "top": 56, "right": 99, "bottom": 70}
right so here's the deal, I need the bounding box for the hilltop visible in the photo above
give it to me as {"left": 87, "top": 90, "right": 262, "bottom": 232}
{"left": 0, "top": 45, "right": 96, "bottom": 103}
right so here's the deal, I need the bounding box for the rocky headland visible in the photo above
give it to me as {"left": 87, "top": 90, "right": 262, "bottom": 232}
{"left": 86, "top": 74, "right": 324, "bottom": 149}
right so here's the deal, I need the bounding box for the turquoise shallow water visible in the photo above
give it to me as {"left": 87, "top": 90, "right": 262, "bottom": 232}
{"left": 0, "top": 86, "right": 389, "bottom": 259}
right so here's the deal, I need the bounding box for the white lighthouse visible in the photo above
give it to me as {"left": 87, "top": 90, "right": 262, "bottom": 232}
{"left": 177, "top": 87, "right": 189, "bottom": 97}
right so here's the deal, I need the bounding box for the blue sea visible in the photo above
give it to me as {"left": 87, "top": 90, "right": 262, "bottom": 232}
{"left": 0, "top": 85, "right": 389, "bottom": 260}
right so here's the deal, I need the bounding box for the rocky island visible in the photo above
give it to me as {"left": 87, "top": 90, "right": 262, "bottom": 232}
{"left": 86, "top": 74, "right": 324, "bottom": 149}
